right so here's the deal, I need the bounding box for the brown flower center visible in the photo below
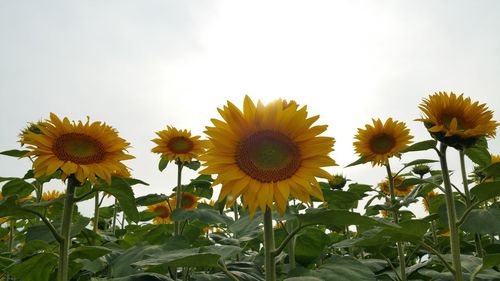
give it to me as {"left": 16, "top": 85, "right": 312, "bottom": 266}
{"left": 369, "top": 133, "right": 396, "bottom": 154}
{"left": 154, "top": 206, "right": 170, "bottom": 218}
{"left": 236, "top": 130, "right": 301, "bottom": 183}
{"left": 168, "top": 137, "right": 194, "bottom": 154}
{"left": 53, "top": 133, "right": 106, "bottom": 164}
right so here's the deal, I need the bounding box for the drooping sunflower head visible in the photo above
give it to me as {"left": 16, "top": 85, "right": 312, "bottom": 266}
{"left": 378, "top": 174, "right": 413, "bottom": 197}
{"left": 354, "top": 118, "right": 413, "bottom": 166}
{"left": 170, "top": 192, "right": 199, "bottom": 210}
{"left": 151, "top": 126, "right": 205, "bottom": 164}
{"left": 22, "top": 113, "right": 133, "bottom": 184}
{"left": 42, "top": 190, "right": 64, "bottom": 201}
{"left": 200, "top": 96, "right": 336, "bottom": 216}
{"left": 148, "top": 201, "right": 173, "bottom": 224}
{"left": 417, "top": 92, "right": 499, "bottom": 148}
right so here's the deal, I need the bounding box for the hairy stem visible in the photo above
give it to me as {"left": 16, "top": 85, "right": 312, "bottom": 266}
{"left": 263, "top": 208, "right": 276, "bottom": 281}
{"left": 58, "top": 177, "right": 78, "bottom": 281}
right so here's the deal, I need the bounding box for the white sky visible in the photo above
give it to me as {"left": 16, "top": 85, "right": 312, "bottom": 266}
{"left": 1, "top": 1, "right": 499, "bottom": 218}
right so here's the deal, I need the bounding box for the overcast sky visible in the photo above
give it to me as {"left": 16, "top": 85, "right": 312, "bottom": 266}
{"left": 1, "top": 1, "right": 499, "bottom": 217}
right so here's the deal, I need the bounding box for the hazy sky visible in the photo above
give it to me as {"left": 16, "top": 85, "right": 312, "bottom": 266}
{"left": 1, "top": 1, "right": 499, "bottom": 217}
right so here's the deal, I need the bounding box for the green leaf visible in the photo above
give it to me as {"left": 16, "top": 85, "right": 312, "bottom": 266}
{"left": 185, "top": 160, "right": 201, "bottom": 171}
{"left": 403, "top": 159, "right": 438, "bottom": 167}
{"left": 482, "top": 162, "right": 500, "bottom": 177}
{"left": 95, "top": 177, "right": 139, "bottom": 222}
{"left": 26, "top": 216, "right": 90, "bottom": 243}
{"left": 8, "top": 253, "right": 58, "bottom": 281}
{"left": 0, "top": 196, "right": 32, "bottom": 218}
{"left": 470, "top": 254, "right": 500, "bottom": 281}
{"left": 229, "top": 213, "right": 262, "bottom": 241}
{"left": 171, "top": 207, "right": 233, "bottom": 225}
{"left": 345, "top": 156, "right": 368, "bottom": 167}
{"left": 297, "top": 209, "right": 397, "bottom": 229}
{"left": 461, "top": 208, "right": 500, "bottom": 235}
{"left": 99, "top": 273, "right": 174, "bottom": 281}
{"left": 398, "top": 177, "right": 428, "bottom": 188}
{"left": 158, "top": 156, "right": 169, "bottom": 172}
{"left": 69, "top": 246, "right": 111, "bottom": 261}
{"left": 0, "top": 149, "right": 29, "bottom": 157}
{"left": 132, "top": 248, "right": 221, "bottom": 268}
{"left": 470, "top": 181, "right": 500, "bottom": 202}
{"left": 323, "top": 190, "right": 359, "bottom": 209}
{"left": 401, "top": 140, "right": 437, "bottom": 153}
{"left": 294, "top": 228, "right": 329, "bottom": 266}
{"left": 135, "top": 194, "right": 169, "bottom": 206}
{"left": 287, "top": 255, "right": 376, "bottom": 281}
{"left": 465, "top": 147, "right": 491, "bottom": 167}
{"left": 1, "top": 178, "right": 35, "bottom": 198}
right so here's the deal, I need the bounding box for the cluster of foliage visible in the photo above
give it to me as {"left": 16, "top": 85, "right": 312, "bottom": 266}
{"left": 0, "top": 93, "right": 499, "bottom": 281}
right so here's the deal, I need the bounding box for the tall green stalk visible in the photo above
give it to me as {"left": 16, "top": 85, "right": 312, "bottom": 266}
{"left": 385, "top": 163, "right": 407, "bottom": 281}
{"left": 438, "top": 143, "right": 463, "bottom": 281}
{"left": 174, "top": 163, "right": 183, "bottom": 236}
{"left": 112, "top": 198, "right": 118, "bottom": 233}
{"left": 58, "top": 176, "right": 78, "bottom": 281}
{"left": 93, "top": 191, "right": 100, "bottom": 234}
{"left": 263, "top": 208, "right": 276, "bottom": 281}
{"left": 458, "top": 150, "right": 483, "bottom": 257}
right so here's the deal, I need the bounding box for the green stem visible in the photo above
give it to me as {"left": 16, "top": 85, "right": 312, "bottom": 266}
{"left": 386, "top": 163, "right": 407, "bottom": 281}
{"left": 438, "top": 143, "right": 463, "bottom": 281}
{"left": 112, "top": 198, "right": 117, "bottom": 233}
{"left": 58, "top": 177, "right": 78, "bottom": 281}
{"left": 459, "top": 150, "right": 483, "bottom": 257}
{"left": 174, "top": 163, "right": 183, "bottom": 236}
{"left": 93, "top": 191, "right": 99, "bottom": 234}
{"left": 419, "top": 241, "right": 455, "bottom": 275}
{"left": 263, "top": 208, "right": 276, "bottom": 281}
{"left": 285, "top": 221, "right": 297, "bottom": 270}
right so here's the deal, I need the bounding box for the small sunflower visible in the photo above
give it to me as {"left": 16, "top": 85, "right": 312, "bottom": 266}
{"left": 42, "top": 190, "right": 64, "bottom": 201}
{"left": 171, "top": 192, "right": 199, "bottom": 210}
{"left": 328, "top": 174, "right": 347, "bottom": 190}
{"left": 491, "top": 155, "right": 500, "bottom": 164}
{"left": 423, "top": 190, "right": 438, "bottom": 213}
{"left": 417, "top": 92, "right": 499, "bottom": 148}
{"left": 148, "top": 201, "right": 173, "bottom": 224}
{"left": 152, "top": 126, "right": 205, "bottom": 164}
{"left": 354, "top": 118, "right": 413, "bottom": 166}
{"left": 200, "top": 96, "right": 336, "bottom": 216}
{"left": 378, "top": 175, "right": 414, "bottom": 197}
{"left": 22, "top": 113, "right": 133, "bottom": 184}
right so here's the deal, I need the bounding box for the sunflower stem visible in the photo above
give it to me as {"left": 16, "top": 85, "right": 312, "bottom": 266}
{"left": 174, "top": 163, "right": 183, "bottom": 236}
{"left": 438, "top": 143, "right": 463, "bottom": 281}
{"left": 93, "top": 191, "right": 99, "bottom": 235}
{"left": 263, "top": 208, "right": 276, "bottom": 281}
{"left": 58, "top": 176, "right": 78, "bottom": 281}
{"left": 112, "top": 198, "right": 117, "bottom": 234}
{"left": 386, "top": 163, "right": 407, "bottom": 281}
{"left": 458, "top": 150, "right": 483, "bottom": 257}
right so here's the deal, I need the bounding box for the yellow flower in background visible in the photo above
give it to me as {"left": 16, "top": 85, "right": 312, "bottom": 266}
{"left": 354, "top": 118, "right": 413, "bottom": 166}
{"left": 200, "top": 96, "right": 336, "bottom": 216}
{"left": 491, "top": 155, "right": 500, "bottom": 164}
{"left": 423, "top": 190, "right": 438, "bottom": 213}
{"left": 170, "top": 192, "right": 199, "bottom": 210}
{"left": 151, "top": 126, "right": 205, "bottom": 163}
{"left": 148, "top": 201, "right": 173, "bottom": 224}
{"left": 42, "top": 190, "right": 64, "bottom": 201}
{"left": 22, "top": 113, "right": 133, "bottom": 184}
{"left": 378, "top": 175, "right": 414, "bottom": 197}
{"left": 417, "top": 92, "right": 498, "bottom": 147}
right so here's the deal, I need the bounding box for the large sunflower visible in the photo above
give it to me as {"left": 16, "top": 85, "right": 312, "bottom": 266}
{"left": 200, "top": 96, "right": 336, "bottom": 216}
{"left": 170, "top": 192, "right": 199, "bottom": 210}
{"left": 152, "top": 126, "right": 205, "bottom": 163}
{"left": 148, "top": 201, "right": 173, "bottom": 224}
{"left": 354, "top": 118, "right": 413, "bottom": 166}
{"left": 23, "top": 113, "right": 133, "bottom": 184}
{"left": 417, "top": 92, "right": 498, "bottom": 148}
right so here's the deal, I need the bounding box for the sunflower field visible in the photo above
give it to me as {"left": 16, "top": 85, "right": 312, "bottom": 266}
{"left": 1, "top": 93, "right": 499, "bottom": 281}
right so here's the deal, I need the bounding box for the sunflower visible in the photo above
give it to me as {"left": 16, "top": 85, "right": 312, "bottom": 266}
{"left": 170, "top": 192, "right": 199, "bottom": 210}
{"left": 417, "top": 92, "right": 499, "bottom": 148}
{"left": 200, "top": 96, "right": 336, "bottom": 216}
{"left": 148, "top": 201, "right": 173, "bottom": 224}
{"left": 354, "top": 118, "right": 413, "bottom": 166}
{"left": 423, "top": 190, "right": 438, "bottom": 213}
{"left": 151, "top": 126, "right": 205, "bottom": 164}
{"left": 492, "top": 155, "right": 500, "bottom": 164}
{"left": 378, "top": 175, "right": 414, "bottom": 197}
{"left": 42, "top": 190, "right": 64, "bottom": 201}
{"left": 22, "top": 113, "right": 133, "bottom": 184}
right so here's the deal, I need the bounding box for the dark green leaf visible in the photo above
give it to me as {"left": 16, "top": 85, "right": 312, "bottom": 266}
{"left": 401, "top": 140, "right": 437, "bottom": 153}
{"left": 297, "top": 209, "right": 397, "bottom": 229}
{"left": 185, "top": 160, "right": 201, "bottom": 171}
{"left": 462, "top": 208, "right": 500, "bottom": 234}
{"left": 101, "top": 273, "right": 174, "bottom": 281}
{"left": 470, "top": 181, "right": 500, "bottom": 202}
{"left": 323, "top": 190, "right": 359, "bottom": 209}
{"left": 465, "top": 147, "right": 491, "bottom": 167}
{"left": 1, "top": 178, "right": 35, "bottom": 198}
{"left": 8, "top": 253, "right": 58, "bottom": 281}
{"left": 132, "top": 248, "right": 220, "bottom": 267}
{"left": 345, "top": 156, "right": 368, "bottom": 168}
{"left": 0, "top": 149, "right": 29, "bottom": 157}
{"left": 482, "top": 162, "right": 500, "bottom": 177}
{"left": 158, "top": 157, "right": 169, "bottom": 172}
{"left": 69, "top": 246, "right": 111, "bottom": 261}
{"left": 294, "top": 228, "right": 329, "bottom": 266}
{"left": 95, "top": 177, "right": 139, "bottom": 222}
{"left": 403, "top": 159, "right": 438, "bottom": 167}
{"left": 171, "top": 207, "right": 233, "bottom": 225}
{"left": 135, "top": 194, "right": 169, "bottom": 206}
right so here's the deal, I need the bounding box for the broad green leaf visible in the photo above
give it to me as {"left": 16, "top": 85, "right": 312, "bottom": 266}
{"left": 158, "top": 156, "right": 169, "bottom": 172}
{"left": 347, "top": 183, "right": 372, "bottom": 198}
{"left": 171, "top": 207, "right": 233, "bottom": 225}
{"left": 0, "top": 196, "right": 33, "bottom": 219}
{"left": 95, "top": 177, "right": 139, "bottom": 222}
{"left": 19, "top": 240, "right": 51, "bottom": 258}
{"left": 132, "top": 248, "right": 220, "bottom": 267}
{"left": 401, "top": 140, "right": 437, "bottom": 153}
{"left": 461, "top": 208, "right": 500, "bottom": 234}
{"left": 8, "top": 253, "right": 58, "bottom": 281}
{"left": 97, "top": 273, "right": 174, "bottom": 281}
{"left": 69, "top": 246, "right": 111, "bottom": 261}
{"left": 1, "top": 178, "right": 35, "bottom": 198}
{"left": 26, "top": 216, "right": 90, "bottom": 243}
{"left": 345, "top": 156, "right": 368, "bottom": 167}
{"left": 323, "top": 190, "right": 359, "bottom": 209}
{"left": 229, "top": 213, "right": 262, "bottom": 241}
{"left": 0, "top": 256, "right": 15, "bottom": 269}
{"left": 470, "top": 254, "right": 500, "bottom": 281}
{"left": 0, "top": 149, "right": 29, "bottom": 157}
{"left": 465, "top": 147, "right": 491, "bottom": 167}
{"left": 398, "top": 177, "right": 428, "bottom": 188}
{"left": 470, "top": 181, "right": 500, "bottom": 202}
{"left": 297, "top": 209, "right": 397, "bottom": 229}
{"left": 185, "top": 160, "right": 201, "bottom": 171}
{"left": 135, "top": 194, "right": 169, "bottom": 206}
{"left": 294, "top": 228, "right": 329, "bottom": 266}
{"left": 287, "top": 255, "right": 376, "bottom": 281}
{"left": 482, "top": 162, "right": 500, "bottom": 177}
{"left": 403, "top": 159, "right": 438, "bottom": 167}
